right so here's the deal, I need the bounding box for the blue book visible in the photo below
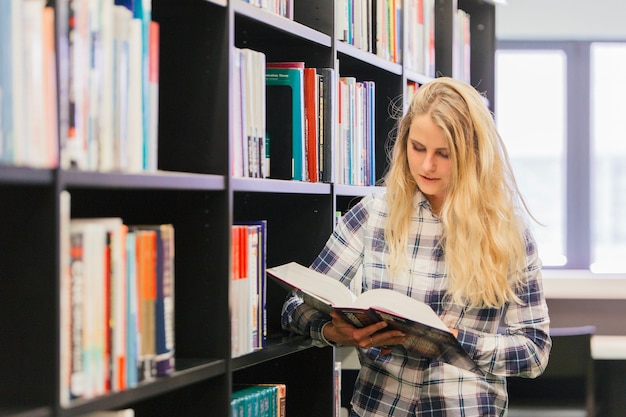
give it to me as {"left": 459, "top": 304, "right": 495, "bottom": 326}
{"left": 153, "top": 224, "right": 175, "bottom": 376}
{"left": 0, "top": 0, "right": 14, "bottom": 164}
{"left": 125, "top": 231, "right": 139, "bottom": 388}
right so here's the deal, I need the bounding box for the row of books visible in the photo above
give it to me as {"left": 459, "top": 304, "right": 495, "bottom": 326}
{"left": 336, "top": 0, "right": 402, "bottom": 64}
{"left": 335, "top": 0, "right": 466, "bottom": 81}
{"left": 63, "top": 0, "right": 160, "bottom": 172}
{"left": 0, "top": 0, "right": 59, "bottom": 168}
{"left": 231, "top": 221, "right": 267, "bottom": 358}
{"left": 232, "top": 50, "right": 338, "bottom": 184}
{"left": 406, "top": 80, "right": 422, "bottom": 106}
{"left": 231, "top": 384, "right": 286, "bottom": 417}
{"left": 242, "top": 0, "right": 294, "bottom": 20}
{"left": 337, "top": 77, "right": 377, "bottom": 186}
{"left": 59, "top": 193, "right": 175, "bottom": 405}
{"left": 453, "top": 8, "right": 471, "bottom": 84}
{"left": 405, "top": 0, "right": 436, "bottom": 76}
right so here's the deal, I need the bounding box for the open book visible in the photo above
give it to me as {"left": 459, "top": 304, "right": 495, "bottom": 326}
{"left": 267, "top": 262, "right": 482, "bottom": 375}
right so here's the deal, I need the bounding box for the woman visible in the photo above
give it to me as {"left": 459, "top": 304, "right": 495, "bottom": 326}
{"left": 281, "top": 77, "right": 551, "bottom": 416}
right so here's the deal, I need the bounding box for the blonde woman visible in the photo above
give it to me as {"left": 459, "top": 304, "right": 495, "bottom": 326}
{"left": 282, "top": 77, "right": 551, "bottom": 416}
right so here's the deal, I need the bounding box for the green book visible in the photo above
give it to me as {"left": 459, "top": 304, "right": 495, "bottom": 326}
{"left": 266, "top": 67, "right": 305, "bottom": 181}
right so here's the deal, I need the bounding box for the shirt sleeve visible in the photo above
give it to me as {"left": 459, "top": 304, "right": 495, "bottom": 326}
{"left": 281, "top": 195, "right": 374, "bottom": 346}
{"left": 456, "top": 234, "right": 552, "bottom": 378}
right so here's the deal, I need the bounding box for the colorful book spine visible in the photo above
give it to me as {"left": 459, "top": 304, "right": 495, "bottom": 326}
{"left": 265, "top": 66, "right": 305, "bottom": 181}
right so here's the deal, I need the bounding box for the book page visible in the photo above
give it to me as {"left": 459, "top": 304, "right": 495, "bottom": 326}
{"left": 352, "top": 288, "right": 449, "bottom": 332}
{"left": 267, "top": 262, "right": 356, "bottom": 306}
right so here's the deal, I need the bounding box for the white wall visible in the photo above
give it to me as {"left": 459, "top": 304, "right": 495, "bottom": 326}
{"left": 496, "top": 0, "right": 626, "bottom": 40}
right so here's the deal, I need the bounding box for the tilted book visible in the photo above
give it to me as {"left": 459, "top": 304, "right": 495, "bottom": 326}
{"left": 267, "top": 262, "right": 483, "bottom": 375}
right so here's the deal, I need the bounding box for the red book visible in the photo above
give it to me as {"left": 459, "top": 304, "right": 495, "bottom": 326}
{"left": 266, "top": 61, "right": 305, "bottom": 69}
{"left": 304, "top": 67, "right": 319, "bottom": 182}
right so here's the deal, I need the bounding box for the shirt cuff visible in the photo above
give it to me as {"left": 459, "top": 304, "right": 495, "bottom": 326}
{"left": 317, "top": 320, "right": 342, "bottom": 347}
{"left": 456, "top": 327, "right": 479, "bottom": 357}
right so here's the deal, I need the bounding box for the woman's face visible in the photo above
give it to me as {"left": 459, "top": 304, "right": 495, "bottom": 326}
{"left": 406, "top": 113, "right": 452, "bottom": 214}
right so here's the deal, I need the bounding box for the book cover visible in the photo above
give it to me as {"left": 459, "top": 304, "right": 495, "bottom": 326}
{"left": 266, "top": 67, "right": 305, "bottom": 181}
{"left": 267, "top": 262, "right": 483, "bottom": 375}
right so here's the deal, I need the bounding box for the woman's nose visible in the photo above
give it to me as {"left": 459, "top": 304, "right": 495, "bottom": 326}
{"left": 422, "top": 153, "right": 436, "bottom": 172}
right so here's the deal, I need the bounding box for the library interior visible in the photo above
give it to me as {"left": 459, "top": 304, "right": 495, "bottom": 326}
{"left": 0, "top": 0, "right": 624, "bottom": 416}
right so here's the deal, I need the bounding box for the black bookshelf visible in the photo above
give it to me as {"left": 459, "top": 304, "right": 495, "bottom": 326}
{"left": 0, "top": 1, "right": 496, "bottom": 416}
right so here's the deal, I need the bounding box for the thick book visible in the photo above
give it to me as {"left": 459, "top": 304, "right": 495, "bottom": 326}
{"left": 303, "top": 67, "right": 319, "bottom": 182}
{"left": 265, "top": 66, "right": 305, "bottom": 181}
{"left": 316, "top": 67, "right": 336, "bottom": 183}
{"left": 267, "top": 262, "right": 482, "bottom": 375}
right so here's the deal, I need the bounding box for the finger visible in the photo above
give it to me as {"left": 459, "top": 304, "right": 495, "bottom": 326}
{"left": 330, "top": 311, "right": 352, "bottom": 324}
{"left": 380, "top": 347, "right": 392, "bottom": 355}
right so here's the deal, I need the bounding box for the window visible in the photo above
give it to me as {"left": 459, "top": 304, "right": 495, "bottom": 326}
{"left": 496, "top": 41, "right": 626, "bottom": 273}
{"left": 590, "top": 43, "right": 626, "bottom": 273}
{"left": 495, "top": 49, "right": 567, "bottom": 266}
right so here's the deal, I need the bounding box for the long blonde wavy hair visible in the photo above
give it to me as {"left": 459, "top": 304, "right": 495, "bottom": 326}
{"left": 383, "top": 77, "right": 532, "bottom": 309}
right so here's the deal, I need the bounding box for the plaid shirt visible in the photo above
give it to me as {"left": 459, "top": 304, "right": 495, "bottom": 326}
{"left": 282, "top": 192, "right": 551, "bottom": 417}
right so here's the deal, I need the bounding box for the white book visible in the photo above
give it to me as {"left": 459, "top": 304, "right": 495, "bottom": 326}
{"left": 59, "top": 191, "right": 72, "bottom": 406}
{"left": 70, "top": 220, "right": 108, "bottom": 398}
{"left": 42, "top": 5, "right": 59, "bottom": 168}
{"left": 253, "top": 52, "right": 269, "bottom": 178}
{"left": 232, "top": 48, "right": 244, "bottom": 177}
{"left": 127, "top": 18, "right": 144, "bottom": 172}
{"left": 74, "top": 218, "right": 127, "bottom": 392}
{"left": 113, "top": 5, "right": 132, "bottom": 171}
{"left": 99, "top": 0, "right": 116, "bottom": 171}
{"left": 147, "top": 21, "right": 159, "bottom": 172}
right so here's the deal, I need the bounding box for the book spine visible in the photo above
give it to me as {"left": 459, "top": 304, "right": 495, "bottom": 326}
{"left": 155, "top": 224, "right": 175, "bottom": 376}
{"left": 125, "top": 231, "right": 139, "bottom": 388}
{"left": 69, "top": 229, "right": 85, "bottom": 400}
